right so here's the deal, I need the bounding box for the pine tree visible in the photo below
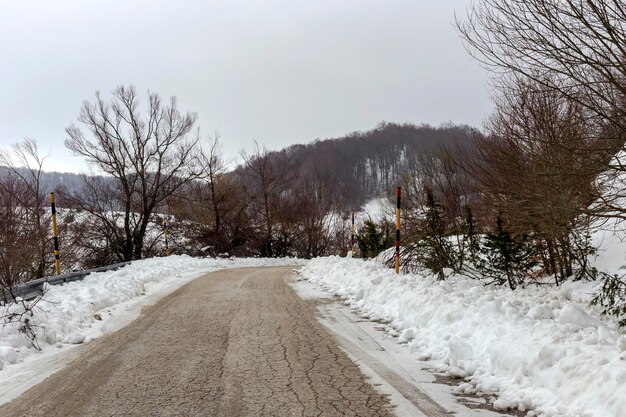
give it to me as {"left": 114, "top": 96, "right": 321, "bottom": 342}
{"left": 481, "top": 211, "right": 536, "bottom": 289}
{"left": 422, "top": 187, "right": 455, "bottom": 280}
{"left": 356, "top": 219, "right": 393, "bottom": 259}
{"left": 592, "top": 274, "right": 626, "bottom": 327}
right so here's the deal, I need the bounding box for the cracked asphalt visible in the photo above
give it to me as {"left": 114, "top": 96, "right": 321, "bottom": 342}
{"left": 0, "top": 266, "right": 394, "bottom": 417}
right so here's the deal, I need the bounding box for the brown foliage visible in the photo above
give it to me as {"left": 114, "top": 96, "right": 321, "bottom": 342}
{"left": 469, "top": 78, "right": 610, "bottom": 281}
{"left": 458, "top": 0, "right": 626, "bottom": 219}
{"left": 0, "top": 139, "right": 54, "bottom": 290}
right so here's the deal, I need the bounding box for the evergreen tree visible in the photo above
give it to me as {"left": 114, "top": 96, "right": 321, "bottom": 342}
{"left": 421, "top": 187, "right": 455, "bottom": 280}
{"left": 480, "top": 211, "right": 536, "bottom": 289}
{"left": 356, "top": 219, "right": 393, "bottom": 259}
{"left": 592, "top": 274, "right": 626, "bottom": 327}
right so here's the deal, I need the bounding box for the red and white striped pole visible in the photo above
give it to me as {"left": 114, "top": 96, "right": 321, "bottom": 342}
{"left": 395, "top": 186, "right": 401, "bottom": 274}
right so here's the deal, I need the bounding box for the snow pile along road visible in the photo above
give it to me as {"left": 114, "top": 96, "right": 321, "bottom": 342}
{"left": 0, "top": 256, "right": 305, "bottom": 372}
{"left": 301, "top": 256, "right": 626, "bottom": 417}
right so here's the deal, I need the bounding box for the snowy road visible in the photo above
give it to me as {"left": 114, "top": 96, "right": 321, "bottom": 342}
{"left": 0, "top": 267, "right": 395, "bottom": 417}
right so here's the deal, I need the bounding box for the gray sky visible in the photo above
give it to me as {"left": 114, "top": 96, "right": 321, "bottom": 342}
{"left": 0, "top": 0, "right": 492, "bottom": 173}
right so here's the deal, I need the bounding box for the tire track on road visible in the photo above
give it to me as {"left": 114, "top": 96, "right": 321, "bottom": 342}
{"left": 318, "top": 305, "right": 454, "bottom": 417}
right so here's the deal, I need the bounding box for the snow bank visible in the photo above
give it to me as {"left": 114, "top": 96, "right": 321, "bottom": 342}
{"left": 0, "top": 256, "right": 304, "bottom": 372}
{"left": 301, "top": 256, "right": 626, "bottom": 417}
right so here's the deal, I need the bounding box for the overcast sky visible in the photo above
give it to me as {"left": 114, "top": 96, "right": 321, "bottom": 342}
{"left": 0, "top": 0, "right": 492, "bottom": 173}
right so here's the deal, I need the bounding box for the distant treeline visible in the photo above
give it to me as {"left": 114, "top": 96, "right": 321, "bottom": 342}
{"left": 5, "top": 121, "right": 478, "bottom": 213}
{"left": 0, "top": 119, "right": 477, "bottom": 286}
{"left": 279, "top": 121, "right": 477, "bottom": 209}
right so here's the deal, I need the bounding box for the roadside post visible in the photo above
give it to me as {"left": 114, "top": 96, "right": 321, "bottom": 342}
{"left": 50, "top": 192, "right": 61, "bottom": 275}
{"left": 164, "top": 216, "right": 169, "bottom": 256}
{"left": 351, "top": 212, "right": 355, "bottom": 257}
{"left": 395, "top": 186, "right": 401, "bottom": 274}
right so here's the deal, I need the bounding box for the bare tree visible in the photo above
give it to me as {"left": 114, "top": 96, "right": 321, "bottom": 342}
{"left": 239, "top": 143, "right": 296, "bottom": 257}
{"left": 458, "top": 0, "right": 626, "bottom": 115}
{"left": 65, "top": 86, "right": 200, "bottom": 261}
{"left": 469, "top": 78, "right": 609, "bottom": 283}
{"left": 396, "top": 142, "right": 477, "bottom": 275}
{"left": 0, "top": 139, "right": 52, "bottom": 280}
{"left": 57, "top": 176, "right": 132, "bottom": 266}
{"left": 166, "top": 134, "right": 255, "bottom": 256}
{"left": 194, "top": 135, "right": 236, "bottom": 253}
{"left": 0, "top": 176, "right": 40, "bottom": 300}
{"left": 286, "top": 152, "right": 349, "bottom": 258}
{"left": 457, "top": 0, "right": 626, "bottom": 218}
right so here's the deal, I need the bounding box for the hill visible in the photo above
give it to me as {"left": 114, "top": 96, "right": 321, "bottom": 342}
{"left": 252, "top": 121, "right": 478, "bottom": 210}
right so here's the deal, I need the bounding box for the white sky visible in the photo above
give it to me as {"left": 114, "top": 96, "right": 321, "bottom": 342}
{"left": 0, "top": 0, "right": 492, "bottom": 173}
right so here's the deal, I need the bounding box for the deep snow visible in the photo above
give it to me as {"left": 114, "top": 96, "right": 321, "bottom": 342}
{"left": 300, "top": 256, "right": 626, "bottom": 417}
{"left": 2, "top": 237, "right": 625, "bottom": 417}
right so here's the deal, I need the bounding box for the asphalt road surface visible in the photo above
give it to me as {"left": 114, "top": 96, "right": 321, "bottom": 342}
{"left": 0, "top": 267, "right": 395, "bottom": 417}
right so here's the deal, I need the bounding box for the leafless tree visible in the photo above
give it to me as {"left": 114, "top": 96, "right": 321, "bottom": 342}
{"left": 65, "top": 86, "right": 200, "bottom": 261}
{"left": 0, "top": 139, "right": 53, "bottom": 281}
{"left": 469, "top": 77, "right": 610, "bottom": 282}
{"left": 396, "top": 142, "right": 477, "bottom": 274}
{"left": 165, "top": 134, "right": 256, "bottom": 256}
{"left": 291, "top": 160, "right": 347, "bottom": 258}
{"left": 458, "top": 0, "right": 626, "bottom": 219}
{"left": 0, "top": 177, "right": 40, "bottom": 300}
{"left": 194, "top": 134, "right": 236, "bottom": 253}
{"left": 239, "top": 142, "right": 297, "bottom": 257}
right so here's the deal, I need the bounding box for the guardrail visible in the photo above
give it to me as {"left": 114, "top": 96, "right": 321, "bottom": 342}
{"left": 2, "top": 261, "right": 131, "bottom": 304}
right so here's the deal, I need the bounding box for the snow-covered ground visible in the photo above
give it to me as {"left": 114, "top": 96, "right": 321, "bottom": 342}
{"left": 359, "top": 197, "right": 391, "bottom": 224}
{"left": 2, "top": 227, "right": 625, "bottom": 417}
{"left": 300, "top": 256, "right": 626, "bottom": 417}
{"left": 0, "top": 255, "right": 305, "bottom": 404}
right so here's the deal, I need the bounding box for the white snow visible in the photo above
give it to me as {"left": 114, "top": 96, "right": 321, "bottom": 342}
{"left": 0, "top": 255, "right": 305, "bottom": 404}
{"left": 3, "top": 232, "right": 625, "bottom": 417}
{"left": 290, "top": 277, "right": 511, "bottom": 417}
{"left": 359, "top": 197, "right": 390, "bottom": 224}
{"left": 557, "top": 303, "right": 605, "bottom": 328}
{"left": 300, "top": 256, "right": 626, "bottom": 417}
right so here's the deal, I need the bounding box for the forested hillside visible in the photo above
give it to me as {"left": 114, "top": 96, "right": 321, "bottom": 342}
{"left": 283, "top": 122, "right": 477, "bottom": 208}
{"left": 0, "top": 120, "right": 475, "bottom": 277}
{"left": 9, "top": 121, "right": 477, "bottom": 211}
{"left": 168, "top": 121, "right": 477, "bottom": 260}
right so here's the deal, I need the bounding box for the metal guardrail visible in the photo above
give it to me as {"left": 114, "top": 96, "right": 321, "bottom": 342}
{"left": 2, "top": 261, "right": 131, "bottom": 304}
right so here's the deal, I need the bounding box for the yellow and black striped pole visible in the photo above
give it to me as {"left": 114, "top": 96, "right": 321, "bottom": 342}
{"left": 395, "top": 186, "right": 401, "bottom": 274}
{"left": 163, "top": 217, "right": 169, "bottom": 257}
{"left": 50, "top": 192, "right": 61, "bottom": 276}
{"left": 351, "top": 212, "right": 355, "bottom": 257}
